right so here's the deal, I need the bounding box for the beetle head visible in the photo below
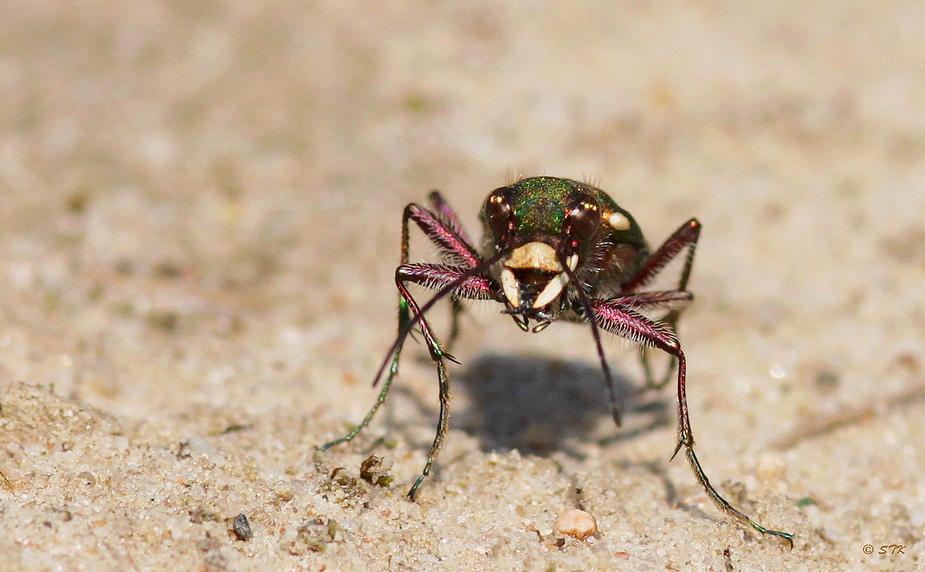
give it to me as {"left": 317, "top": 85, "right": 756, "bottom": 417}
{"left": 481, "top": 178, "right": 603, "bottom": 316}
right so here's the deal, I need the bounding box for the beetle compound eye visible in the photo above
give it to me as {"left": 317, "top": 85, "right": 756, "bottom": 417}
{"left": 568, "top": 196, "right": 601, "bottom": 240}
{"left": 485, "top": 187, "right": 513, "bottom": 236}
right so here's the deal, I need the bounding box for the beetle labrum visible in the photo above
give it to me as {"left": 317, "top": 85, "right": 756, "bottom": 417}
{"left": 321, "top": 177, "right": 792, "bottom": 545}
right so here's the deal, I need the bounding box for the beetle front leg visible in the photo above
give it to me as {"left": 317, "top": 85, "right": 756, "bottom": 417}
{"left": 322, "top": 199, "right": 483, "bottom": 454}
{"left": 394, "top": 263, "right": 498, "bottom": 498}
{"left": 320, "top": 262, "right": 493, "bottom": 450}
{"left": 590, "top": 298, "right": 793, "bottom": 546}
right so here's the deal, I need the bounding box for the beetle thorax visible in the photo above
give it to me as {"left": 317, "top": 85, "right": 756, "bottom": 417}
{"left": 500, "top": 241, "right": 578, "bottom": 310}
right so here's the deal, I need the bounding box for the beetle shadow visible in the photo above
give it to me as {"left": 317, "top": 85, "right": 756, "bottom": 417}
{"left": 451, "top": 352, "right": 672, "bottom": 459}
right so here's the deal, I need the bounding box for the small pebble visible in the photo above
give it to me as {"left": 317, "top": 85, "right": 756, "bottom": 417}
{"left": 232, "top": 513, "right": 252, "bottom": 541}
{"left": 554, "top": 508, "right": 597, "bottom": 540}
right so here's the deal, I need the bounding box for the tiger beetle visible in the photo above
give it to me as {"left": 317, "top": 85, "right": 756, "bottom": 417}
{"left": 321, "top": 176, "right": 792, "bottom": 546}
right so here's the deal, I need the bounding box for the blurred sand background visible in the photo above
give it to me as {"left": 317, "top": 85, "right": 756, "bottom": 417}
{"left": 1, "top": 1, "right": 925, "bottom": 570}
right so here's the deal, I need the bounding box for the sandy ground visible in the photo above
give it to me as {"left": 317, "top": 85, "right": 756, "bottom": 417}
{"left": 2, "top": 1, "right": 925, "bottom": 571}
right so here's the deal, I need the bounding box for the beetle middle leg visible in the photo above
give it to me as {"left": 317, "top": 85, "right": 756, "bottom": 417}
{"left": 622, "top": 219, "right": 701, "bottom": 390}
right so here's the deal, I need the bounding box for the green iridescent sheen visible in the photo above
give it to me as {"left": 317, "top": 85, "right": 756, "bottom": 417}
{"left": 508, "top": 177, "right": 573, "bottom": 236}
{"left": 502, "top": 177, "right": 645, "bottom": 247}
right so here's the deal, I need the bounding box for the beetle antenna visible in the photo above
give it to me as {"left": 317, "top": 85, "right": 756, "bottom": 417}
{"left": 561, "top": 258, "right": 622, "bottom": 426}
